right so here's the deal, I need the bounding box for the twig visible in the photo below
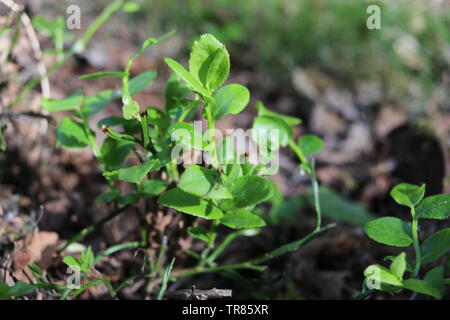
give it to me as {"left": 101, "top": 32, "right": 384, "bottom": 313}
{"left": 165, "top": 287, "right": 232, "bottom": 300}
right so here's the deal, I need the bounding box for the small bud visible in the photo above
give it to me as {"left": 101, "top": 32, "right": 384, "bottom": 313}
{"left": 101, "top": 125, "right": 110, "bottom": 133}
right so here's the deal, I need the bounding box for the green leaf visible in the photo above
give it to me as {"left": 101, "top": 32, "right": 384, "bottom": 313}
{"left": 228, "top": 176, "right": 273, "bottom": 209}
{"left": 389, "top": 252, "right": 406, "bottom": 280}
{"left": 97, "top": 117, "right": 139, "bottom": 134}
{"left": 179, "top": 165, "right": 218, "bottom": 197}
{"left": 117, "top": 159, "right": 165, "bottom": 184}
{"left": 4, "top": 281, "right": 37, "bottom": 299}
{"left": 96, "top": 189, "right": 121, "bottom": 204}
{"left": 122, "top": 99, "right": 140, "bottom": 120}
{"left": 304, "top": 186, "right": 375, "bottom": 226}
{"left": 63, "top": 256, "right": 81, "bottom": 270}
{"left": 145, "top": 107, "right": 170, "bottom": 133}
{"left": 83, "top": 247, "right": 95, "bottom": 266}
{"left": 79, "top": 72, "right": 127, "bottom": 80}
{"left": 421, "top": 228, "right": 450, "bottom": 264}
{"left": 169, "top": 122, "right": 207, "bottom": 150}
{"left": 211, "top": 84, "right": 250, "bottom": 120}
{"left": 158, "top": 188, "right": 223, "bottom": 219}
{"left": 122, "top": 1, "right": 140, "bottom": 13}
{"left": 101, "top": 138, "right": 134, "bottom": 170}
{"left": 223, "top": 164, "right": 243, "bottom": 186}
{"left": 390, "top": 183, "right": 425, "bottom": 208}
{"left": 187, "top": 226, "right": 209, "bottom": 242}
{"left": 189, "top": 34, "right": 230, "bottom": 91}
{"left": 42, "top": 90, "right": 83, "bottom": 112}
{"left": 164, "top": 58, "right": 210, "bottom": 98}
{"left": 364, "top": 264, "right": 404, "bottom": 287}
{"left": 415, "top": 194, "right": 450, "bottom": 220}
{"left": 298, "top": 135, "right": 324, "bottom": 156}
{"left": 217, "top": 136, "right": 238, "bottom": 165}
{"left": 164, "top": 77, "right": 191, "bottom": 112}
{"left": 128, "top": 70, "right": 157, "bottom": 96}
{"left": 56, "top": 117, "right": 90, "bottom": 148}
{"left": 403, "top": 267, "right": 444, "bottom": 299}
{"left": 255, "top": 101, "right": 301, "bottom": 126}
{"left": 252, "top": 115, "right": 293, "bottom": 150}
{"left": 141, "top": 180, "right": 168, "bottom": 197}
{"left": 364, "top": 217, "right": 413, "bottom": 247}
{"left": 32, "top": 15, "right": 64, "bottom": 37}
{"left": 157, "top": 258, "right": 175, "bottom": 300}
{"left": 84, "top": 90, "right": 118, "bottom": 116}
{"left": 220, "top": 209, "right": 266, "bottom": 229}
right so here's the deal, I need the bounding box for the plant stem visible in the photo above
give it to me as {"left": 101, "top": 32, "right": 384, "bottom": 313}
{"left": 288, "top": 139, "right": 322, "bottom": 231}
{"left": 173, "top": 224, "right": 334, "bottom": 280}
{"left": 205, "top": 102, "right": 218, "bottom": 167}
{"left": 411, "top": 207, "right": 421, "bottom": 277}
{"left": 310, "top": 160, "right": 322, "bottom": 231}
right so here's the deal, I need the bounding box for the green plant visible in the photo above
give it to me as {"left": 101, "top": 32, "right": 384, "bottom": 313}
{"left": 21, "top": 30, "right": 334, "bottom": 299}
{"left": 361, "top": 183, "right": 450, "bottom": 299}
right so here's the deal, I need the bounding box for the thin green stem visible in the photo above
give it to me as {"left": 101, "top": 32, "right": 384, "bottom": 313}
{"left": 288, "top": 138, "right": 322, "bottom": 230}
{"left": 172, "top": 224, "right": 334, "bottom": 280}
{"left": 288, "top": 139, "right": 307, "bottom": 165}
{"left": 310, "top": 160, "right": 322, "bottom": 231}
{"left": 205, "top": 103, "right": 218, "bottom": 167}
{"left": 411, "top": 207, "right": 421, "bottom": 277}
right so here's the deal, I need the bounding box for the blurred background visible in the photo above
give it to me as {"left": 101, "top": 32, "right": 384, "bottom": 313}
{"left": 0, "top": 0, "right": 449, "bottom": 299}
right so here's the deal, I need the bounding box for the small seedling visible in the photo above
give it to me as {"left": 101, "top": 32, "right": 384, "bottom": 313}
{"left": 361, "top": 183, "right": 450, "bottom": 299}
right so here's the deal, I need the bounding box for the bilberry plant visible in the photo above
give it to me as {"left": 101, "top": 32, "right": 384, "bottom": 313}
{"left": 361, "top": 183, "right": 450, "bottom": 299}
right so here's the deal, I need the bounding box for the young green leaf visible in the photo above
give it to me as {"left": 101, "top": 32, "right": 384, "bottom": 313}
{"left": 421, "top": 228, "right": 450, "bottom": 264}
{"left": 128, "top": 70, "right": 157, "bottom": 96}
{"left": 158, "top": 188, "right": 223, "bottom": 219}
{"left": 189, "top": 34, "right": 230, "bottom": 91}
{"left": 169, "top": 122, "right": 207, "bottom": 150}
{"left": 97, "top": 117, "right": 139, "bottom": 134}
{"left": 79, "top": 72, "right": 127, "bottom": 80}
{"left": 390, "top": 183, "right": 425, "bottom": 208}
{"left": 220, "top": 209, "right": 266, "bottom": 229}
{"left": 255, "top": 101, "right": 301, "bottom": 126}
{"left": 364, "top": 264, "right": 404, "bottom": 287}
{"left": 364, "top": 217, "right": 413, "bottom": 247}
{"left": 228, "top": 176, "right": 273, "bottom": 209}
{"left": 63, "top": 256, "right": 82, "bottom": 270}
{"left": 42, "top": 90, "right": 83, "bottom": 112}
{"left": 252, "top": 115, "right": 293, "bottom": 150}
{"left": 389, "top": 252, "right": 406, "bottom": 280}
{"left": 141, "top": 180, "right": 169, "bottom": 198}
{"left": 122, "top": 99, "right": 140, "bottom": 120}
{"left": 84, "top": 90, "right": 118, "bottom": 116}
{"left": 216, "top": 136, "right": 238, "bottom": 165}
{"left": 403, "top": 267, "right": 445, "bottom": 299}
{"left": 164, "top": 58, "right": 210, "bottom": 98}
{"left": 304, "top": 186, "right": 375, "bottom": 226}
{"left": 187, "top": 226, "right": 210, "bottom": 242}
{"left": 96, "top": 189, "right": 121, "bottom": 204}
{"left": 56, "top": 117, "right": 90, "bottom": 148}
{"left": 179, "top": 165, "right": 218, "bottom": 197}
{"left": 415, "top": 194, "right": 450, "bottom": 220}
{"left": 117, "top": 159, "right": 165, "bottom": 184}
{"left": 211, "top": 84, "right": 250, "bottom": 120}
{"left": 164, "top": 76, "right": 191, "bottom": 112}
{"left": 298, "top": 135, "right": 324, "bottom": 156}
{"left": 101, "top": 138, "right": 134, "bottom": 170}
